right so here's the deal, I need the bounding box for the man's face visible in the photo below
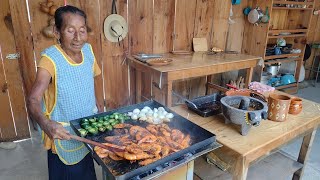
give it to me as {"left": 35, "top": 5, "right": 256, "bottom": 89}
{"left": 58, "top": 13, "right": 87, "bottom": 54}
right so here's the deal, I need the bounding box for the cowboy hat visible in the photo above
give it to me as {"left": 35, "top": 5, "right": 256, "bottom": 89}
{"left": 103, "top": 14, "right": 128, "bottom": 42}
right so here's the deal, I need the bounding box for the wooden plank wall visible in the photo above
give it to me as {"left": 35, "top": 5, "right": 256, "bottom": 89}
{"left": 306, "top": 1, "right": 320, "bottom": 80}
{"left": 1, "top": 0, "right": 248, "bottom": 140}
{"left": 0, "top": 0, "right": 30, "bottom": 141}
{"left": 25, "top": 0, "right": 238, "bottom": 108}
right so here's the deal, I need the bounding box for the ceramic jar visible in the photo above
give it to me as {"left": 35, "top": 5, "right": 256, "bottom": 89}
{"left": 289, "top": 97, "right": 303, "bottom": 115}
{"left": 267, "top": 93, "right": 291, "bottom": 122}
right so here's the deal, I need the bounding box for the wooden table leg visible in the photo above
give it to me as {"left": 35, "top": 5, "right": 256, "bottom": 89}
{"left": 135, "top": 71, "right": 142, "bottom": 103}
{"left": 245, "top": 67, "right": 254, "bottom": 88}
{"left": 206, "top": 75, "right": 213, "bottom": 95}
{"left": 233, "top": 156, "right": 249, "bottom": 180}
{"left": 292, "top": 128, "right": 317, "bottom": 180}
{"left": 166, "top": 81, "right": 173, "bottom": 107}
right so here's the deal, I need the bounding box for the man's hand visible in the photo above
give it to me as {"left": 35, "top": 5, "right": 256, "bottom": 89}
{"left": 44, "top": 120, "right": 71, "bottom": 140}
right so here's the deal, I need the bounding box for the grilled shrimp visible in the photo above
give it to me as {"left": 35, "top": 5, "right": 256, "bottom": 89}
{"left": 171, "top": 129, "right": 185, "bottom": 143}
{"left": 123, "top": 152, "right": 154, "bottom": 161}
{"left": 113, "top": 123, "right": 133, "bottom": 129}
{"left": 109, "top": 151, "right": 124, "bottom": 161}
{"left": 181, "top": 134, "right": 191, "bottom": 148}
{"left": 137, "top": 134, "right": 157, "bottom": 144}
{"left": 139, "top": 155, "right": 161, "bottom": 166}
{"left": 146, "top": 124, "right": 158, "bottom": 135}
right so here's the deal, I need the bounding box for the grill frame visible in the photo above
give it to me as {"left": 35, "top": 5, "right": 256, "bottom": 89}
{"left": 70, "top": 100, "right": 218, "bottom": 180}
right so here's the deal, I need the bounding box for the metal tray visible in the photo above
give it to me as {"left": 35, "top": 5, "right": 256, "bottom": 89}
{"left": 70, "top": 100, "right": 217, "bottom": 180}
{"left": 186, "top": 93, "right": 222, "bottom": 117}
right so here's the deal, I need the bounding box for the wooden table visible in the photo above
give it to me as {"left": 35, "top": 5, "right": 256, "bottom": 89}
{"left": 127, "top": 53, "right": 261, "bottom": 106}
{"left": 171, "top": 92, "right": 320, "bottom": 180}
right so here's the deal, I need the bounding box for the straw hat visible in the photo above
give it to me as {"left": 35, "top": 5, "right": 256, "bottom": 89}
{"left": 103, "top": 14, "right": 128, "bottom": 42}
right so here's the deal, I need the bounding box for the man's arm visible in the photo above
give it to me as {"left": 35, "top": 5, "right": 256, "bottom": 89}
{"left": 27, "top": 68, "right": 70, "bottom": 140}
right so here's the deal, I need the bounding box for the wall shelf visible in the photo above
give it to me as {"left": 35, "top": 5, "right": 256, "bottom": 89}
{"left": 265, "top": 53, "right": 302, "bottom": 60}
{"left": 268, "top": 29, "right": 308, "bottom": 34}
{"left": 275, "top": 83, "right": 297, "bottom": 90}
{"left": 264, "top": 57, "right": 300, "bottom": 65}
{"left": 273, "top": 0, "right": 314, "bottom": 6}
{"left": 272, "top": 7, "right": 313, "bottom": 10}
{"left": 268, "top": 34, "right": 306, "bottom": 39}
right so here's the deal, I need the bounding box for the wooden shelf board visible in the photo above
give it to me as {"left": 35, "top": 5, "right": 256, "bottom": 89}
{"left": 264, "top": 57, "right": 300, "bottom": 65}
{"left": 273, "top": 0, "right": 314, "bottom": 6}
{"left": 272, "top": 7, "right": 313, "bottom": 10}
{"left": 275, "top": 83, "right": 297, "bottom": 90}
{"left": 268, "top": 29, "right": 308, "bottom": 34}
{"left": 268, "top": 34, "right": 306, "bottom": 38}
{"left": 265, "top": 53, "right": 302, "bottom": 60}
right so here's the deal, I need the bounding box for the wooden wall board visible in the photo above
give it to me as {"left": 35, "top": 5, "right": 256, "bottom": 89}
{"left": 78, "top": 0, "right": 104, "bottom": 111}
{"left": 188, "top": 0, "right": 216, "bottom": 99}
{"left": 101, "top": 0, "right": 131, "bottom": 109}
{"left": 173, "top": 0, "right": 197, "bottom": 51}
{"left": 0, "top": 0, "right": 26, "bottom": 141}
{"left": 9, "top": 0, "right": 36, "bottom": 139}
{"left": 0, "top": 58, "right": 15, "bottom": 141}
{"left": 210, "top": 0, "right": 231, "bottom": 50}
{"left": 9, "top": 0, "right": 36, "bottom": 97}
{"left": 193, "top": 0, "right": 215, "bottom": 48}
{"left": 129, "top": 0, "right": 154, "bottom": 103}
{"left": 226, "top": 1, "right": 248, "bottom": 52}
{"left": 153, "top": 0, "right": 175, "bottom": 54}
{"left": 269, "top": 10, "right": 288, "bottom": 30}
{"left": 311, "top": 1, "right": 320, "bottom": 42}
{"left": 27, "top": 0, "right": 58, "bottom": 62}
{"left": 171, "top": 0, "right": 196, "bottom": 102}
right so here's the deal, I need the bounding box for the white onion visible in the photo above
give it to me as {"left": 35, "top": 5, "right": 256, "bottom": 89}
{"left": 133, "top": 108, "right": 140, "bottom": 114}
{"left": 131, "top": 114, "right": 138, "bottom": 120}
{"left": 153, "top": 113, "right": 158, "bottom": 118}
{"left": 138, "top": 113, "right": 146, "bottom": 118}
{"left": 166, "top": 113, "right": 174, "bottom": 119}
{"left": 158, "top": 107, "right": 165, "bottom": 112}
{"left": 127, "top": 112, "right": 133, "bottom": 116}
{"left": 141, "top": 108, "right": 148, "bottom": 113}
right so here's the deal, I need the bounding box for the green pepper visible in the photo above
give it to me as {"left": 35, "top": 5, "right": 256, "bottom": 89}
{"left": 78, "top": 128, "right": 88, "bottom": 137}
{"left": 89, "top": 118, "right": 96, "bottom": 123}
{"left": 114, "top": 114, "right": 119, "bottom": 120}
{"left": 96, "top": 122, "right": 103, "bottom": 128}
{"left": 109, "top": 114, "right": 115, "bottom": 119}
{"left": 106, "top": 125, "right": 113, "bottom": 131}
{"left": 103, "top": 121, "right": 110, "bottom": 126}
{"left": 124, "top": 115, "right": 130, "bottom": 120}
{"left": 91, "top": 122, "right": 98, "bottom": 127}
{"left": 87, "top": 127, "right": 99, "bottom": 135}
{"left": 98, "top": 126, "right": 107, "bottom": 132}
{"left": 108, "top": 119, "right": 116, "bottom": 123}
{"left": 81, "top": 118, "right": 89, "bottom": 124}
{"left": 81, "top": 122, "right": 90, "bottom": 128}
{"left": 98, "top": 119, "right": 104, "bottom": 123}
{"left": 81, "top": 123, "right": 91, "bottom": 130}
{"left": 111, "top": 120, "right": 119, "bottom": 126}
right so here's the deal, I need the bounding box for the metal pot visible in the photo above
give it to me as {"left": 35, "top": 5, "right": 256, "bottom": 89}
{"left": 266, "top": 64, "right": 280, "bottom": 77}
{"left": 248, "top": 7, "right": 264, "bottom": 24}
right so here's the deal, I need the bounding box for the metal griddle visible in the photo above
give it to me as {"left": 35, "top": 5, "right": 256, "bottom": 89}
{"left": 70, "top": 100, "right": 220, "bottom": 180}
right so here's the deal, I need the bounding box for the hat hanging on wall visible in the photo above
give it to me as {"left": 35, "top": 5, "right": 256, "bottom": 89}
{"left": 103, "top": 14, "right": 128, "bottom": 43}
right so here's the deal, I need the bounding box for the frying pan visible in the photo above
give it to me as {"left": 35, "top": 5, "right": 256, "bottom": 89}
{"left": 304, "top": 44, "right": 311, "bottom": 61}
